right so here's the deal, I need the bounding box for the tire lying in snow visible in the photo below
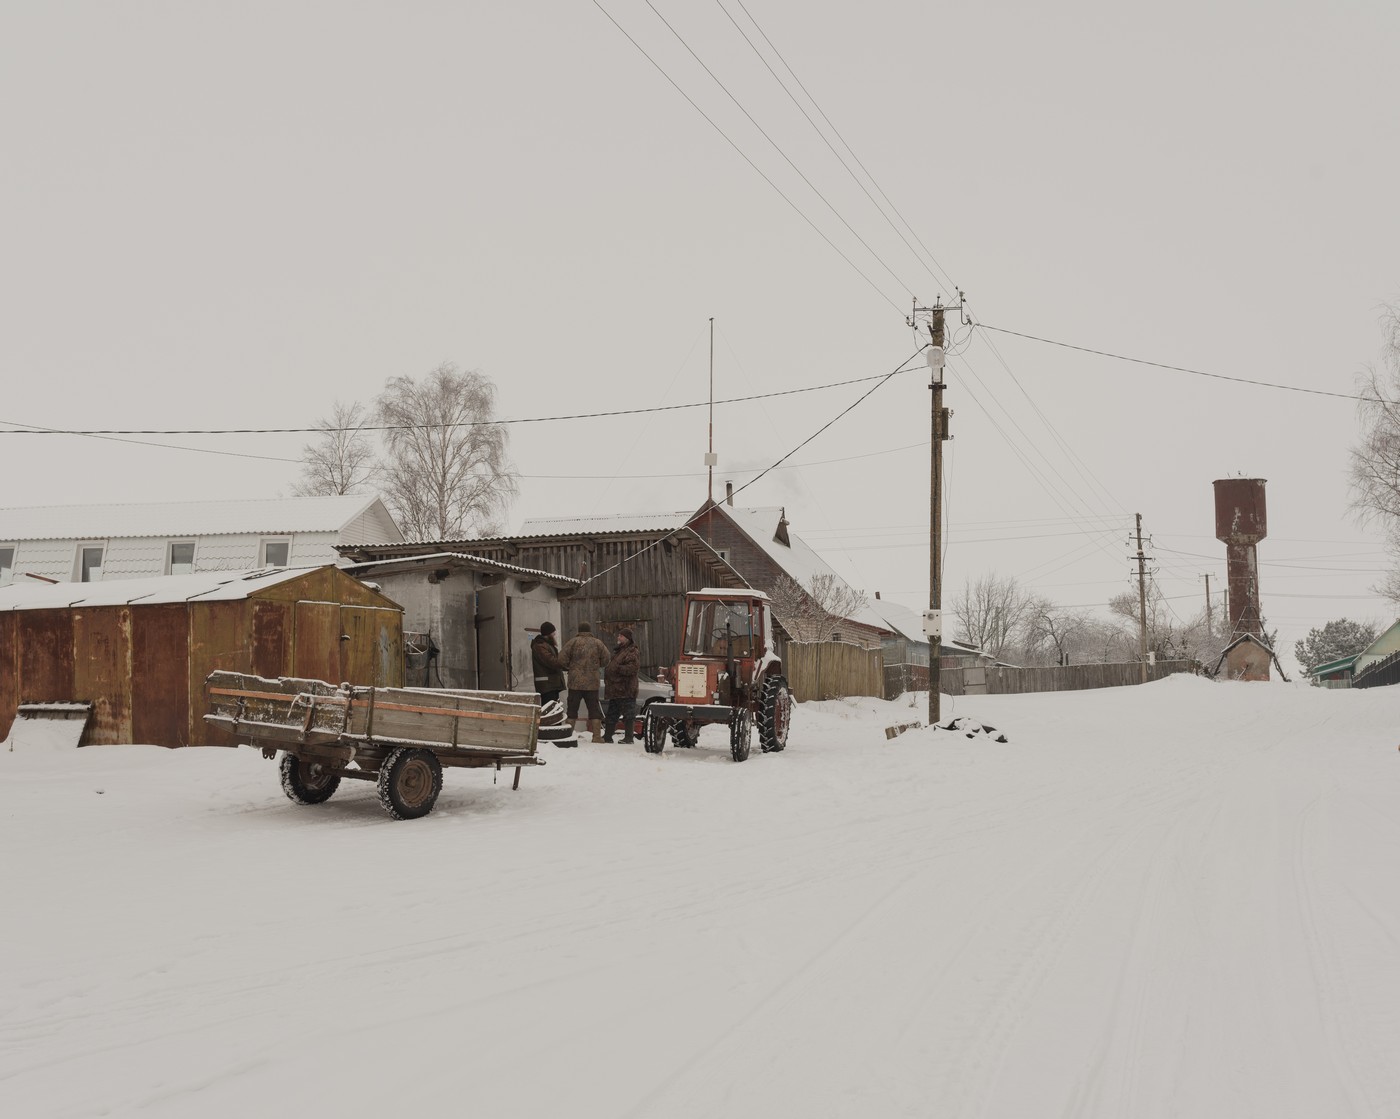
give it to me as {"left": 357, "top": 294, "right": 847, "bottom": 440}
{"left": 280, "top": 752, "right": 341, "bottom": 805}
{"left": 377, "top": 747, "right": 444, "bottom": 820}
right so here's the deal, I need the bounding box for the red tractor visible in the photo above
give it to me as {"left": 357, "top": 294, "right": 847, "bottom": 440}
{"left": 643, "top": 588, "right": 792, "bottom": 762}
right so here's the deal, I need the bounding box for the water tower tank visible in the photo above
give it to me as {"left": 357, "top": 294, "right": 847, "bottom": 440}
{"left": 1214, "top": 478, "right": 1267, "bottom": 544}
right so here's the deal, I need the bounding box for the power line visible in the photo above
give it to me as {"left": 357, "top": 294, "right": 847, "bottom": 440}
{"left": 590, "top": 0, "right": 905, "bottom": 316}
{"left": 978, "top": 323, "right": 1385, "bottom": 403}
{"left": 642, "top": 0, "right": 919, "bottom": 302}
{"left": 0, "top": 364, "right": 925, "bottom": 438}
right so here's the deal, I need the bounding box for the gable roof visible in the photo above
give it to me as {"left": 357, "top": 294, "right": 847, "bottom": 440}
{"left": 515, "top": 512, "right": 692, "bottom": 537}
{"left": 0, "top": 494, "right": 397, "bottom": 541}
{"left": 693, "top": 504, "right": 890, "bottom": 634}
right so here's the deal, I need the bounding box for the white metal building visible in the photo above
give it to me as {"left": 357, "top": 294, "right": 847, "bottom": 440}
{"left": 0, "top": 495, "right": 402, "bottom": 586}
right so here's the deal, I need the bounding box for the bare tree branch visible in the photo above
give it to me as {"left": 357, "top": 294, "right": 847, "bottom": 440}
{"left": 292, "top": 400, "right": 379, "bottom": 497}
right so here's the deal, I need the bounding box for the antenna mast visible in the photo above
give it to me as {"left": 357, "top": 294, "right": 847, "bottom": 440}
{"left": 705, "top": 316, "right": 717, "bottom": 502}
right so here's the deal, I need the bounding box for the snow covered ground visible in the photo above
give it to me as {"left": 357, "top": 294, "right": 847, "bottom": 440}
{"left": 4, "top": 676, "right": 1400, "bottom": 1118}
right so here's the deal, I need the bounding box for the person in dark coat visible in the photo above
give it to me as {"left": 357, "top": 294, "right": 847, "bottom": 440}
{"left": 531, "top": 622, "right": 565, "bottom": 706}
{"left": 601, "top": 628, "right": 641, "bottom": 744}
{"left": 560, "top": 621, "right": 611, "bottom": 742}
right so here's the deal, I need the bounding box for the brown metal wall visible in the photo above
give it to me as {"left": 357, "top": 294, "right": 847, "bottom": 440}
{"left": 131, "top": 605, "right": 190, "bottom": 747}
{"left": 73, "top": 608, "right": 133, "bottom": 746}
{"left": 0, "top": 615, "right": 16, "bottom": 741}
{"left": 18, "top": 610, "right": 77, "bottom": 708}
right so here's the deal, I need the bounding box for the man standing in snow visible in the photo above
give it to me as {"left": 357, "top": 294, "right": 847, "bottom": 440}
{"left": 560, "top": 621, "right": 610, "bottom": 742}
{"left": 531, "top": 621, "right": 565, "bottom": 707}
{"left": 601, "top": 628, "right": 640, "bottom": 744}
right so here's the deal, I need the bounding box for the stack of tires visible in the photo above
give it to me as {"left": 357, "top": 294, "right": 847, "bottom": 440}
{"left": 537, "top": 698, "right": 578, "bottom": 749}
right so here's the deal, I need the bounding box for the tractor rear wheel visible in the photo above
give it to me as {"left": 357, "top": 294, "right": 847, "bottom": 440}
{"left": 643, "top": 711, "right": 668, "bottom": 754}
{"left": 729, "top": 706, "right": 752, "bottom": 763}
{"left": 377, "top": 747, "right": 443, "bottom": 820}
{"left": 758, "top": 676, "right": 792, "bottom": 753}
{"left": 279, "top": 753, "right": 341, "bottom": 805}
{"left": 669, "top": 721, "right": 700, "bottom": 748}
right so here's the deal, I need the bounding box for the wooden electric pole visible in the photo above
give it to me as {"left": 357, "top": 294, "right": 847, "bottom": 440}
{"left": 1202, "top": 573, "right": 1213, "bottom": 633}
{"left": 1135, "top": 513, "right": 1150, "bottom": 683}
{"left": 928, "top": 306, "right": 947, "bottom": 726}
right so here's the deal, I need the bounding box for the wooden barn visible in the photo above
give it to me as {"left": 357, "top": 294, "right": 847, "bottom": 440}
{"left": 0, "top": 566, "right": 403, "bottom": 748}
{"left": 339, "top": 515, "right": 747, "bottom": 677}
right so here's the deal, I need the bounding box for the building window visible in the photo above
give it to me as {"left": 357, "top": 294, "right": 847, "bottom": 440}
{"left": 77, "top": 545, "right": 105, "bottom": 582}
{"left": 261, "top": 538, "right": 291, "bottom": 567}
{"left": 168, "top": 540, "right": 196, "bottom": 575}
{"left": 0, "top": 545, "right": 14, "bottom": 586}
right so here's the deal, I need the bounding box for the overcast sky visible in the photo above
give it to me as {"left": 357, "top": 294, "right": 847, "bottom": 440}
{"left": 3, "top": 1, "right": 1398, "bottom": 668}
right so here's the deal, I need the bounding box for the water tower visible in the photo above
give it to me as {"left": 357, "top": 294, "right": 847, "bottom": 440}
{"left": 1213, "top": 477, "right": 1271, "bottom": 680}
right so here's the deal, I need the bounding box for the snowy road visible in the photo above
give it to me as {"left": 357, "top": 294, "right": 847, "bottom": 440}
{"left": 4, "top": 676, "right": 1400, "bottom": 1117}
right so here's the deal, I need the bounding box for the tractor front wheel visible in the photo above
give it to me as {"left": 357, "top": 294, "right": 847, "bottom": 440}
{"left": 279, "top": 753, "right": 341, "bottom": 805}
{"left": 758, "top": 676, "right": 792, "bottom": 753}
{"left": 377, "top": 747, "right": 443, "bottom": 820}
{"left": 729, "top": 706, "right": 752, "bottom": 763}
{"left": 669, "top": 721, "right": 700, "bottom": 749}
{"left": 643, "top": 711, "right": 668, "bottom": 754}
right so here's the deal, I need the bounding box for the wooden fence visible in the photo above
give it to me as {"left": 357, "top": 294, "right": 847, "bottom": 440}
{"left": 787, "top": 641, "right": 886, "bottom": 702}
{"left": 934, "top": 659, "right": 1195, "bottom": 697}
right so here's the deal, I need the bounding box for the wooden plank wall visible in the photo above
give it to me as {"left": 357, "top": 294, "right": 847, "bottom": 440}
{"left": 939, "top": 659, "right": 1195, "bottom": 696}
{"left": 786, "top": 641, "right": 886, "bottom": 702}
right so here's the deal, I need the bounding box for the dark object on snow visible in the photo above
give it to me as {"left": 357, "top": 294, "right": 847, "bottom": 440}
{"left": 935, "top": 715, "right": 1009, "bottom": 743}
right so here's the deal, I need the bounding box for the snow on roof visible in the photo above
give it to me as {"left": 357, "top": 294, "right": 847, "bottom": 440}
{"left": 0, "top": 495, "right": 389, "bottom": 541}
{"left": 706, "top": 506, "right": 891, "bottom": 633}
{"left": 0, "top": 567, "right": 334, "bottom": 611}
{"left": 696, "top": 587, "right": 770, "bottom": 600}
{"left": 870, "top": 598, "right": 927, "bottom": 645}
{"left": 516, "top": 511, "right": 692, "bottom": 537}
{"left": 342, "top": 552, "right": 582, "bottom": 587}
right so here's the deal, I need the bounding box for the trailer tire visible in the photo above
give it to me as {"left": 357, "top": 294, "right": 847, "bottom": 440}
{"left": 377, "top": 747, "right": 443, "bottom": 820}
{"left": 669, "top": 721, "right": 700, "bottom": 749}
{"left": 757, "top": 676, "right": 792, "bottom": 753}
{"left": 279, "top": 753, "right": 341, "bottom": 805}
{"left": 729, "top": 706, "right": 752, "bottom": 763}
{"left": 643, "top": 711, "right": 667, "bottom": 754}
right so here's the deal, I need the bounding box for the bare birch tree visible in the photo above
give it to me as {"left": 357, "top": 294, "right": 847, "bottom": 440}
{"left": 768, "top": 572, "right": 869, "bottom": 642}
{"left": 1350, "top": 305, "right": 1400, "bottom": 604}
{"left": 292, "top": 400, "right": 379, "bottom": 497}
{"left": 376, "top": 363, "right": 518, "bottom": 539}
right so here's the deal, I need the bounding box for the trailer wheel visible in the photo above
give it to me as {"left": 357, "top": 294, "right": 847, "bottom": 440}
{"left": 643, "top": 711, "right": 667, "bottom": 754}
{"left": 377, "top": 747, "right": 443, "bottom": 820}
{"left": 729, "top": 706, "right": 752, "bottom": 763}
{"left": 279, "top": 753, "right": 341, "bottom": 805}
{"left": 669, "top": 721, "right": 700, "bottom": 749}
{"left": 757, "top": 676, "right": 792, "bottom": 753}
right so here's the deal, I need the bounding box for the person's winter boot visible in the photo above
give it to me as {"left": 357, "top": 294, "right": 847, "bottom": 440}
{"left": 601, "top": 717, "right": 616, "bottom": 743}
{"left": 589, "top": 719, "right": 605, "bottom": 743}
{"left": 621, "top": 726, "right": 635, "bottom": 745}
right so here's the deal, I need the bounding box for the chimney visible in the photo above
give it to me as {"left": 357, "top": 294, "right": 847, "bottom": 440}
{"left": 725, "top": 481, "right": 733, "bottom": 506}
{"left": 774, "top": 507, "right": 791, "bottom": 547}
{"left": 875, "top": 591, "right": 881, "bottom": 600}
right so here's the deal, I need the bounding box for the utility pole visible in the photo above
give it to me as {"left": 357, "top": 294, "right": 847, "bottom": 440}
{"left": 705, "top": 317, "right": 716, "bottom": 503}
{"left": 1202, "top": 573, "right": 1213, "bottom": 633}
{"left": 1135, "top": 513, "right": 1150, "bottom": 683}
{"left": 929, "top": 305, "right": 946, "bottom": 726}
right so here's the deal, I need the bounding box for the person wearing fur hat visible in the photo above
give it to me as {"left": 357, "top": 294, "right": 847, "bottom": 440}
{"left": 560, "top": 621, "right": 611, "bottom": 742}
{"left": 531, "top": 621, "right": 565, "bottom": 706}
{"left": 601, "top": 628, "right": 640, "bottom": 744}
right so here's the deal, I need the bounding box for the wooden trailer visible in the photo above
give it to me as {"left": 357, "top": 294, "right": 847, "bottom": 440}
{"left": 205, "top": 671, "right": 561, "bottom": 820}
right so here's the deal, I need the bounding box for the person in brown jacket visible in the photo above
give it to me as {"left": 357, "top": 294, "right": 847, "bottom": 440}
{"left": 601, "top": 628, "right": 640, "bottom": 744}
{"left": 559, "top": 621, "right": 611, "bottom": 742}
{"left": 531, "top": 622, "right": 566, "bottom": 706}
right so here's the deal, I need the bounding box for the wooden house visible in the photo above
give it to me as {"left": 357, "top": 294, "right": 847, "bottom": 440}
{"left": 339, "top": 515, "right": 747, "bottom": 677}
{"left": 0, "top": 566, "right": 403, "bottom": 747}
{"left": 0, "top": 495, "right": 401, "bottom": 585}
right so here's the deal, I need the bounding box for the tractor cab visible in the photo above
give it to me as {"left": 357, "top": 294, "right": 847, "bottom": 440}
{"left": 643, "top": 588, "right": 791, "bottom": 762}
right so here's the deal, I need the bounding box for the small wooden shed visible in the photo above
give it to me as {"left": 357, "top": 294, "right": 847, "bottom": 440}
{"left": 0, "top": 566, "right": 403, "bottom": 747}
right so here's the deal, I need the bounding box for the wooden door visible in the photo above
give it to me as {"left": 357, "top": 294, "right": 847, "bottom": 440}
{"left": 476, "top": 583, "right": 508, "bottom": 690}
{"left": 340, "top": 605, "right": 400, "bottom": 686}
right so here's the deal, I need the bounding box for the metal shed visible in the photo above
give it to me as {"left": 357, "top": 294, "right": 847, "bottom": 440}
{"left": 0, "top": 566, "right": 403, "bottom": 747}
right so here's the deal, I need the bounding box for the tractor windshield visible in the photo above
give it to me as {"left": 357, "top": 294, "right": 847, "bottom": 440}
{"left": 684, "top": 599, "right": 755, "bottom": 657}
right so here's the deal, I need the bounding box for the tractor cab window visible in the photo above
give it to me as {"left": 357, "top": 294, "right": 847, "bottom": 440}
{"left": 684, "top": 599, "right": 755, "bottom": 657}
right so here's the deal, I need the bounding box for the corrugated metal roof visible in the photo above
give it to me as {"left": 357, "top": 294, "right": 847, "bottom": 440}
{"left": 0, "top": 494, "right": 390, "bottom": 541}
{"left": 0, "top": 567, "right": 328, "bottom": 611}
{"left": 343, "top": 551, "right": 582, "bottom": 587}
{"left": 871, "top": 598, "right": 927, "bottom": 645}
{"left": 516, "top": 512, "right": 692, "bottom": 536}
